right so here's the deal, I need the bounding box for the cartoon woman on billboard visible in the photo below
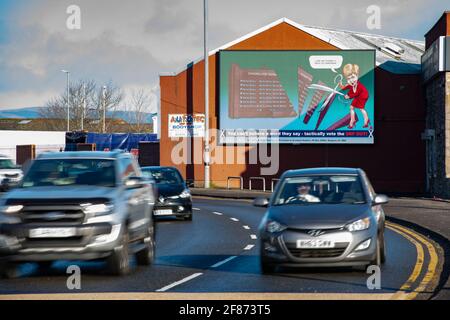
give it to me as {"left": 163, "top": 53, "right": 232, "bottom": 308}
{"left": 338, "top": 64, "right": 370, "bottom": 129}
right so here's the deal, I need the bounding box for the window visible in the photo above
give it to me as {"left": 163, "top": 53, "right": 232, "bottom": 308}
{"left": 119, "top": 157, "right": 138, "bottom": 180}
{"left": 0, "top": 159, "right": 15, "bottom": 169}
{"left": 273, "top": 175, "right": 366, "bottom": 206}
{"left": 22, "top": 159, "right": 116, "bottom": 188}
{"left": 142, "top": 168, "right": 183, "bottom": 185}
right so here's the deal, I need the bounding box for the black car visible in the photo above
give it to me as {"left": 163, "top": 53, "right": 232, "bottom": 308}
{"left": 141, "top": 166, "right": 193, "bottom": 221}
{"left": 255, "top": 167, "right": 388, "bottom": 273}
{"left": 0, "top": 151, "right": 156, "bottom": 277}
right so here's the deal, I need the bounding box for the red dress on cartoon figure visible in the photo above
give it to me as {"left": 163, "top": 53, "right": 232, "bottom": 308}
{"left": 342, "top": 81, "right": 369, "bottom": 109}
{"left": 338, "top": 64, "right": 371, "bottom": 129}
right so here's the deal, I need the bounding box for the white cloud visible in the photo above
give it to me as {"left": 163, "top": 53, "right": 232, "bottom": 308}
{"left": 0, "top": 0, "right": 446, "bottom": 111}
{"left": 122, "top": 83, "right": 159, "bottom": 114}
{"left": 0, "top": 89, "right": 59, "bottom": 109}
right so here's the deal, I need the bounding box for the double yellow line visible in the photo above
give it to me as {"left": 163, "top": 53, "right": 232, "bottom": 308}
{"left": 387, "top": 222, "right": 440, "bottom": 300}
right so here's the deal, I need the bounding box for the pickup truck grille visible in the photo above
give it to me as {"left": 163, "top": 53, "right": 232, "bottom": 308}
{"left": 5, "top": 198, "right": 109, "bottom": 225}
{"left": 20, "top": 206, "right": 85, "bottom": 224}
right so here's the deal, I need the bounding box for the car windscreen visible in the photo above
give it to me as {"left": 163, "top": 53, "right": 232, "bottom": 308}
{"left": 0, "top": 159, "right": 15, "bottom": 169}
{"left": 273, "top": 175, "right": 366, "bottom": 205}
{"left": 142, "top": 168, "right": 183, "bottom": 185}
{"left": 21, "top": 159, "right": 116, "bottom": 188}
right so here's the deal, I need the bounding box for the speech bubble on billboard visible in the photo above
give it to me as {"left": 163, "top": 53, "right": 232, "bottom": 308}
{"left": 309, "top": 55, "right": 343, "bottom": 73}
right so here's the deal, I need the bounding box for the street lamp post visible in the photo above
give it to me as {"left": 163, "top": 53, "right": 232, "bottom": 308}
{"left": 102, "top": 85, "right": 107, "bottom": 133}
{"left": 82, "top": 83, "right": 86, "bottom": 131}
{"left": 203, "top": 0, "right": 210, "bottom": 188}
{"left": 62, "top": 70, "right": 70, "bottom": 131}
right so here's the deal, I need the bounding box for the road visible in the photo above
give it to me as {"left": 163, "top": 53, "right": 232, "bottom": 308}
{"left": 0, "top": 197, "right": 443, "bottom": 300}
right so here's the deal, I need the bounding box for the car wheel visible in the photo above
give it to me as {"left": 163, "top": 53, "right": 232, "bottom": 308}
{"left": 380, "top": 232, "right": 386, "bottom": 264}
{"left": 37, "top": 261, "right": 53, "bottom": 270}
{"left": 136, "top": 224, "right": 155, "bottom": 266}
{"left": 106, "top": 229, "right": 130, "bottom": 276}
{"left": 370, "top": 238, "right": 381, "bottom": 267}
{"left": 0, "top": 262, "right": 17, "bottom": 279}
{"left": 260, "top": 260, "right": 276, "bottom": 274}
{"left": 184, "top": 213, "right": 193, "bottom": 221}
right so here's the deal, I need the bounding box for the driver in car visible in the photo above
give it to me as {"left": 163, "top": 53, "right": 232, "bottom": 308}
{"left": 286, "top": 183, "right": 321, "bottom": 203}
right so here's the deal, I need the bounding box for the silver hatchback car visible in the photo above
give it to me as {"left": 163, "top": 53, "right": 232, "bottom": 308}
{"left": 255, "top": 167, "right": 388, "bottom": 273}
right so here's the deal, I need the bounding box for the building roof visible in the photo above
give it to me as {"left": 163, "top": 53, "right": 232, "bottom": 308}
{"left": 161, "top": 17, "right": 424, "bottom": 76}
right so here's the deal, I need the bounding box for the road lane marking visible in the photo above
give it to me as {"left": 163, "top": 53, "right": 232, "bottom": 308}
{"left": 0, "top": 292, "right": 396, "bottom": 300}
{"left": 250, "top": 234, "right": 258, "bottom": 240}
{"left": 243, "top": 244, "right": 255, "bottom": 250}
{"left": 193, "top": 208, "right": 201, "bottom": 211}
{"left": 243, "top": 225, "right": 250, "bottom": 230}
{"left": 386, "top": 225, "right": 424, "bottom": 300}
{"left": 387, "top": 222, "right": 440, "bottom": 300}
{"left": 155, "top": 273, "right": 203, "bottom": 292}
{"left": 212, "top": 211, "right": 223, "bottom": 216}
{"left": 210, "top": 256, "right": 238, "bottom": 268}
{"left": 230, "top": 218, "right": 239, "bottom": 222}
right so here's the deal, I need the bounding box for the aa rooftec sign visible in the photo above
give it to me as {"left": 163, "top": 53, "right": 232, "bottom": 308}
{"left": 168, "top": 114, "right": 205, "bottom": 138}
{"left": 219, "top": 50, "right": 376, "bottom": 144}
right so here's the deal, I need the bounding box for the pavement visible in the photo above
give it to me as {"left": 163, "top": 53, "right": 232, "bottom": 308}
{"left": 191, "top": 188, "right": 450, "bottom": 300}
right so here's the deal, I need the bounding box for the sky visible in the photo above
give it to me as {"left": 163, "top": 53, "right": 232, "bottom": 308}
{"left": 0, "top": 0, "right": 448, "bottom": 112}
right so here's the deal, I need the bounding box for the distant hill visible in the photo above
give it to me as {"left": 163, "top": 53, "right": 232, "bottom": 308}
{"left": 111, "top": 111, "right": 156, "bottom": 124}
{"left": 0, "top": 107, "right": 156, "bottom": 124}
{"left": 0, "top": 107, "right": 43, "bottom": 119}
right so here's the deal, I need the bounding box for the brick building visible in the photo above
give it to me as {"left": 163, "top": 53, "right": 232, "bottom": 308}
{"left": 423, "top": 12, "right": 450, "bottom": 198}
{"left": 159, "top": 14, "right": 449, "bottom": 197}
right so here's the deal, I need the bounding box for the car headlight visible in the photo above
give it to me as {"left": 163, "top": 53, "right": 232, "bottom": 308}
{"left": 0, "top": 205, "right": 23, "bottom": 215}
{"left": 266, "top": 221, "right": 287, "bottom": 233}
{"left": 346, "top": 217, "right": 371, "bottom": 232}
{"left": 81, "top": 203, "right": 114, "bottom": 216}
{"left": 180, "top": 189, "right": 191, "bottom": 199}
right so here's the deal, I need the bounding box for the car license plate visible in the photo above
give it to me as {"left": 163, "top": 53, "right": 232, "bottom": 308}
{"left": 29, "top": 228, "right": 76, "bottom": 238}
{"left": 154, "top": 209, "right": 173, "bottom": 216}
{"left": 296, "top": 239, "right": 335, "bottom": 249}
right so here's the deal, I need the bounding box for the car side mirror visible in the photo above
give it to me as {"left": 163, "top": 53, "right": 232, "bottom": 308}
{"left": 372, "top": 194, "right": 389, "bottom": 206}
{"left": 253, "top": 197, "right": 270, "bottom": 207}
{"left": 125, "top": 176, "right": 145, "bottom": 189}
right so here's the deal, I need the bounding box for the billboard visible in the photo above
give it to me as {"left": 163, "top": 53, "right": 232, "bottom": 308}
{"left": 219, "top": 50, "right": 376, "bottom": 144}
{"left": 168, "top": 114, "right": 205, "bottom": 138}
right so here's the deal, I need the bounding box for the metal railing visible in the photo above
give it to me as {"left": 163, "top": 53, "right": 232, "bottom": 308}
{"left": 271, "top": 178, "right": 280, "bottom": 192}
{"left": 227, "top": 176, "right": 243, "bottom": 190}
{"left": 249, "top": 177, "right": 266, "bottom": 192}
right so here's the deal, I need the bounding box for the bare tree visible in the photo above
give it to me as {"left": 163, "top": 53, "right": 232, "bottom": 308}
{"left": 94, "top": 81, "right": 124, "bottom": 133}
{"left": 39, "top": 80, "right": 124, "bottom": 132}
{"left": 38, "top": 97, "right": 67, "bottom": 131}
{"left": 125, "top": 88, "right": 152, "bottom": 132}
